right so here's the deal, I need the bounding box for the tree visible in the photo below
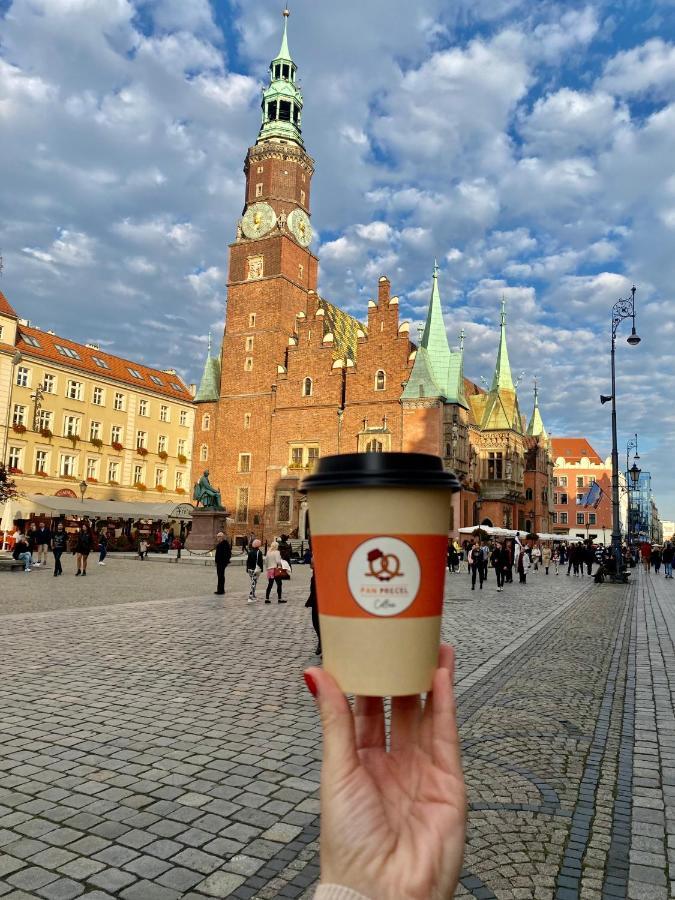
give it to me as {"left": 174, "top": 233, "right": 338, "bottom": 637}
{"left": 0, "top": 464, "right": 18, "bottom": 504}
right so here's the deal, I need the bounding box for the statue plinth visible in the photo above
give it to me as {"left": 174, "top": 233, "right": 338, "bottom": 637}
{"left": 185, "top": 508, "right": 230, "bottom": 552}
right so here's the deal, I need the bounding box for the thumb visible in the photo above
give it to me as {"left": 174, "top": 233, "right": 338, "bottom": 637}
{"left": 304, "top": 666, "right": 358, "bottom": 778}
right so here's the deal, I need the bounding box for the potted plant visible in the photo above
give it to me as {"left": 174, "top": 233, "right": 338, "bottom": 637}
{"left": 68, "top": 434, "right": 80, "bottom": 448}
{"left": 91, "top": 437, "right": 103, "bottom": 450}
{"left": 175, "top": 487, "right": 186, "bottom": 495}
{"left": 177, "top": 454, "right": 187, "bottom": 465}
{"left": 108, "top": 479, "right": 120, "bottom": 486}
{"left": 40, "top": 428, "right": 53, "bottom": 439}
{"left": 135, "top": 482, "right": 147, "bottom": 491}
{"left": 12, "top": 423, "right": 26, "bottom": 435}
{"left": 35, "top": 469, "right": 49, "bottom": 478}
{"left": 111, "top": 441, "right": 124, "bottom": 452}
{"left": 86, "top": 477, "right": 98, "bottom": 484}
{"left": 137, "top": 446, "right": 148, "bottom": 457}
{"left": 9, "top": 466, "right": 23, "bottom": 475}
{"left": 156, "top": 484, "right": 166, "bottom": 493}
{"left": 158, "top": 450, "right": 168, "bottom": 461}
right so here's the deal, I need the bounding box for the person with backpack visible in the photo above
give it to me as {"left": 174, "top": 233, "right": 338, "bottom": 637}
{"left": 51, "top": 522, "right": 67, "bottom": 576}
{"left": 245, "top": 539, "right": 264, "bottom": 603}
{"left": 214, "top": 531, "right": 232, "bottom": 595}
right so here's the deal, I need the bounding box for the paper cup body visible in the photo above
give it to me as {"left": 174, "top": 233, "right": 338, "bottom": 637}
{"left": 302, "top": 454, "right": 459, "bottom": 696}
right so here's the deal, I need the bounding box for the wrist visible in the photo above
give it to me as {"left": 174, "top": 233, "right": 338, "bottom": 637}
{"left": 314, "top": 886, "right": 371, "bottom": 900}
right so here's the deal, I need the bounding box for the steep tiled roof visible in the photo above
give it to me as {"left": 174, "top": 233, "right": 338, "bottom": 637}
{"left": 318, "top": 298, "right": 364, "bottom": 362}
{"left": 0, "top": 291, "right": 18, "bottom": 319}
{"left": 14, "top": 324, "right": 193, "bottom": 402}
{"left": 551, "top": 437, "right": 603, "bottom": 465}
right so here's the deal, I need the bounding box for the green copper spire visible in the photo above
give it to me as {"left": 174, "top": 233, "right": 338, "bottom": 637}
{"left": 278, "top": 7, "right": 291, "bottom": 60}
{"left": 491, "top": 296, "right": 514, "bottom": 392}
{"left": 527, "top": 378, "right": 549, "bottom": 441}
{"left": 402, "top": 264, "right": 468, "bottom": 407}
{"left": 258, "top": 8, "right": 304, "bottom": 147}
{"left": 195, "top": 332, "right": 221, "bottom": 403}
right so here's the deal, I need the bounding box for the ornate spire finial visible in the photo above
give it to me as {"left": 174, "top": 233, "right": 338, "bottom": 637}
{"left": 283, "top": 6, "right": 290, "bottom": 17}
{"left": 433, "top": 258, "right": 439, "bottom": 277}
{"left": 533, "top": 375, "right": 538, "bottom": 401}
{"left": 207, "top": 331, "right": 212, "bottom": 355}
{"left": 459, "top": 328, "right": 465, "bottom": 351}
{"left": 501, "top": 294, "right": 507, "bottom": 325}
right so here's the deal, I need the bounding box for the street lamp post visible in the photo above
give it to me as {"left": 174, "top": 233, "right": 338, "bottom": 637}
{"left": 79, "top": 480, "right": 87, "bottom": 504}
{"left": 601, "top": 286, "right": 640, "bottom": 574}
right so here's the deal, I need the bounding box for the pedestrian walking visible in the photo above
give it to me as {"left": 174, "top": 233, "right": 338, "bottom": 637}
{"left": 265, "top": 541, "right": 288, "bottom": 602}
{"left": 214, "top": 531, "right": 232, "bottom": 595}
{"left": 12, "top": 530, "right": 32, "bottom": 572}
{"left": 531, "top": 544, "right": 542, "bottom": 572}
{"left": 305, "top": 563, "right": 321, "bottom": 655}
{"left": 98, "top": 531, "right": 108, "bottom": 565}
{"left": 491, "top": 541, "right": 509, "bottom": 592}
{"left": 641, "top": 542, "right": 652, "bottom": 572}
{"left": 552, "top": 546, "right": 560, "bottom": 575}
{"left": 652, "top": 546, "right": 662, "bottom": 574}
{"left": 246, "top": 539, "right": 264, "bottom": 603}
{"left": 74, "top": 524, "right": 91, "bottom": 576}
{"left": 518, "top": 547, "right": 531, "bottom": 584}
{"left": 542, "top": 544, "right": 551, "bottom": 575}
{"left": 480, "top": 542, "right": 490, "bottom": 583}
{"left": 51, "top": 522, "right": 67, "bottom": 576}
{"left": 584, "top": 543, "right": 595, "bottom": 576}
{"left": 662, "top": 543, "right": 674, "bottom": 578}
{"left": 447, "top": 543, "right": 459, "bottom": 574}
{"left": 35, "top": 520, "right": 51, "bottom": 568}
{"left": 469, "top": 542, "right": 484, "bottom": 591}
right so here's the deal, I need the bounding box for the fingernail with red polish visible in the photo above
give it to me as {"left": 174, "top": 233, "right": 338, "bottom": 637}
{"left": 303, "top": 672, "right": 318, "bottom": 697}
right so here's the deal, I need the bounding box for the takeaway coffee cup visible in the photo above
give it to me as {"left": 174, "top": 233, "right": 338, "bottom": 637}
{"left": 301, "top": 453, "right": 460, "bottom": 696}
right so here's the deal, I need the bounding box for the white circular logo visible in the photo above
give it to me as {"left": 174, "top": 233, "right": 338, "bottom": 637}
{"left": 347, "top": 537, "right": 421, "bottom": 617}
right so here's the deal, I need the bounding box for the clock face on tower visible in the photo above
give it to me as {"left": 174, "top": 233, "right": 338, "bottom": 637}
{"left": 287, "top": 208, "right": 313, "bottom": 247}
{"left": 241, "top": 202, "right": 277, "bottom": 239}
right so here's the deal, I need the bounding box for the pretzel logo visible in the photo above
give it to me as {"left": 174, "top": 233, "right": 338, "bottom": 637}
{"left": 366, "top": 548, "right": 403, "bottom": 582}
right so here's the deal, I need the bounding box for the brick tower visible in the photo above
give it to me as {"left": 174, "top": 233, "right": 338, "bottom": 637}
{"left": 194, "top": 9, "right": 319, "bottom": 533}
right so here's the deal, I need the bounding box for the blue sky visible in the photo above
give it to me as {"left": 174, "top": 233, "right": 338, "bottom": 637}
{"left": 1, "top": 0, "right": 674, "bottom": 516}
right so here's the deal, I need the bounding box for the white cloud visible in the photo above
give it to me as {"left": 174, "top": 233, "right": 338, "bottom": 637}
{"left": 600, "top": 38, "right": 675, "bottom": 100}
{"left": 22, "top": 230, "right": 95, "bottom": 267}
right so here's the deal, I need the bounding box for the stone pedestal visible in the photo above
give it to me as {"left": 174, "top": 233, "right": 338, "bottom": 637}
{"left": 185, "top": 509, "right": 230, "bottom": 552}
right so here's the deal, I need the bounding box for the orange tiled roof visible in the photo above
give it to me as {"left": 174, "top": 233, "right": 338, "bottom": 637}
{"left": 551, "top": 437, "right": 603, "bottom": 465}
{"left": 0, "top": 291, "right": 18, "bottom": 319}
{"left": 14, "top": 324, "right": 193, "bottom": 402}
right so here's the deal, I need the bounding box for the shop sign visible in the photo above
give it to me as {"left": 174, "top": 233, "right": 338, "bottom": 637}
{"left": 55, "top": 489, "right": 78, "bottom": 498}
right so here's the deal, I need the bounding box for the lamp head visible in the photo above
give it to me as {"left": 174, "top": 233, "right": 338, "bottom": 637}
{"left": 600, "top": 394, "right": 613, "bottom": 405}
{"left": 627, "top": 327, "right": 641, "bottom": 346}
{"left": 629, "top": 462, "right": 641, "bottom": 486}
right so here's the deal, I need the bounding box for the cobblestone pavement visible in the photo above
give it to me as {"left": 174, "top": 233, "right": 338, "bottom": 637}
{"left": 0, "top": 562, "right": 671, "bottom": 898}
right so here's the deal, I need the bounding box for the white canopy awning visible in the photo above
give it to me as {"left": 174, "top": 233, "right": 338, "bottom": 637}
{"left": 1, "top": 494, "right": 194, "bottom": 526}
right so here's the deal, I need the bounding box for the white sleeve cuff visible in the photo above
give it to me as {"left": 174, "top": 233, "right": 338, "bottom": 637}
{"left": 314, "top": 886, "right": 371, "bottom": 900}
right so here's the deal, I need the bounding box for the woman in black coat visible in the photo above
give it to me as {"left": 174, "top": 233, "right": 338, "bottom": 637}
{"left": 74, "top": 524, "right": 92, "bottom": 576}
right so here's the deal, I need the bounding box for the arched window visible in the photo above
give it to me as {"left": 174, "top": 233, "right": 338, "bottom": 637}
{"left": 525, "top": 487, "right": 533, "bottom": 501}
{"left": 366, "top": 439, "right": 383, "bottom": 453}
{"left": 302, "top": 377, "right": 313, "bottom": 397}
{"left": 202, "top": 414, "right": 210, "bottom": 431}
{"left": 200, "top": 444, "right": 208, "bottom": 462}
{"left": 375, "top": 370, "right": 386, "bottom": 391}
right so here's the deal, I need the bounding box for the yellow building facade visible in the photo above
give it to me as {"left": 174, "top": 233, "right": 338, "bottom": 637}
{"left": 0, "top": 292, "right": 195, "bottom": 504}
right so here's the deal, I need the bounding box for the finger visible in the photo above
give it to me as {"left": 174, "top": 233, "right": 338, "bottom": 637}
{"left": 354, "top": 696, "right": 385, "bottom": 751}
{"left": 390, "top": 695, "right": 422, "bottom": 751}
{"left": 304, "top": 667, "right": 359, "bottom": 779}
{"left": 430, "top": 649, "right": 463, "bottom": 776}
{"left": 420, "top": 644, "right": 455, "bottom": 754}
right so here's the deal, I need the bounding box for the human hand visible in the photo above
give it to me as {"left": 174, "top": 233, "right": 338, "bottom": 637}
{"left": 304, "top": 644, "right": 466, "bottom": 900}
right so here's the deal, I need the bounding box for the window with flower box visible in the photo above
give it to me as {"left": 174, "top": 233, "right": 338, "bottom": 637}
{"left": 35, "top": 449, "right": 48, "bottom": 474}
{"left": 8, "top": 447, "right": 22, "bottom": 471}
{"left": 13, "top": 405, "right": 26, "bottom": 426}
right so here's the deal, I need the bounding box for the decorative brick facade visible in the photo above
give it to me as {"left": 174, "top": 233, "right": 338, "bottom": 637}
{"left": 191, "top": 12, "right": 554, "bottom": 544}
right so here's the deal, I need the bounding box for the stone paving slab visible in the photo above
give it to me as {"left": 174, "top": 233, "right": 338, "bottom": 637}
{"left": 3, "top": 560, "right": 669, "bottom": 898}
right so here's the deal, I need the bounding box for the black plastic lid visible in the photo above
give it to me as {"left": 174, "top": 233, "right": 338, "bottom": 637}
{"left": 300, "top": 452, "right": 461, "bottom": 492}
